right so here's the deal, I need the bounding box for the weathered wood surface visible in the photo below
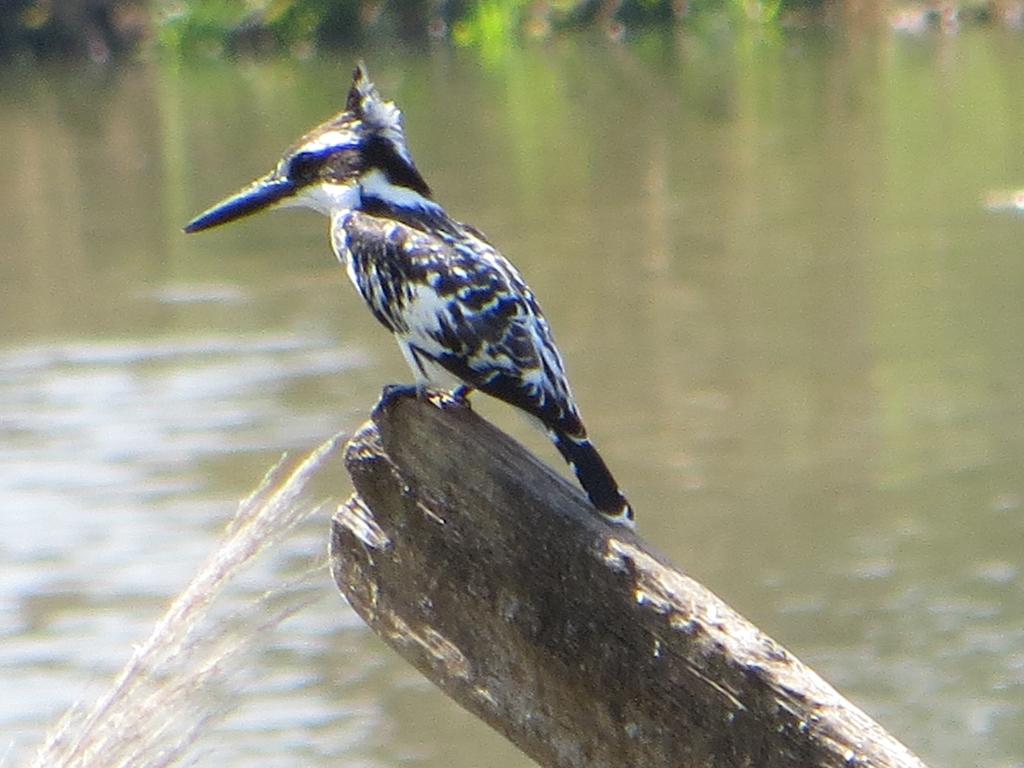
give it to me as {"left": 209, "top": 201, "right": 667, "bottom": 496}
{"left": 329, "top": 393, "right": 929, "bottom": 768}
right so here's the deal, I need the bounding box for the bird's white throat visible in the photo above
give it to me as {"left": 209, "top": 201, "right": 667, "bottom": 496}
{"left": 284, "top": 181, "right": 362, "bottom": 216}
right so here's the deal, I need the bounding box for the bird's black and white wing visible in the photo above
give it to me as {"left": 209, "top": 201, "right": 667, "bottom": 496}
{"left": 333, "top": 211, "right": 586, "bottom": 436}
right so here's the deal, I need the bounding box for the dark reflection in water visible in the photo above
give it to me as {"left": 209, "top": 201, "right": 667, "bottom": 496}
{"left": 2, "top": 31, "right": 1024, "bottom": 767}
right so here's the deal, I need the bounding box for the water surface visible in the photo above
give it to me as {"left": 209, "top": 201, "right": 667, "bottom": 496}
{"left": 2, "top": 31, "right": 1024, "bottom": 767}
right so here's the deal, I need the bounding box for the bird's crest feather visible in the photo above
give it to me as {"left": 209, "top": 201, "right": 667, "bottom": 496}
{"left": 347, "top": 63, "right": 405, "bottom": 143}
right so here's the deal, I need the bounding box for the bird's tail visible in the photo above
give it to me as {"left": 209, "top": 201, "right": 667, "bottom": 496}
{"left": 550, "top": 430, "right": 635, "bottom": 528}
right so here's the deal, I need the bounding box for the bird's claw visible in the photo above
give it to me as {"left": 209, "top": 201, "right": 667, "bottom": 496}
{"left": 378, "top": 383, "right": 422, "bottom": 411}
{"left": 377, "top": 384, "right": 471, "bottom": 413}
{"left": 427, "top": 387, "right": 470, "bottom": 411}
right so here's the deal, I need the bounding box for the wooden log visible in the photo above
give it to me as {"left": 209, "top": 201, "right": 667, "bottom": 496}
{"left": 329, "top": 392, "right": 930, "bottom": 768}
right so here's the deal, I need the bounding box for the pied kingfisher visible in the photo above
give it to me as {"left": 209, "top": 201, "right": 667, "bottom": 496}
{"left": 184, "top": 65, "right": 634, "bottom": 528}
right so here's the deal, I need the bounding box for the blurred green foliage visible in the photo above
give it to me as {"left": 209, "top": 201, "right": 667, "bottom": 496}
{"left": 152, "top": 0, "right": 699, "bottom": 57}
{"left": 0, "top": 0, "right": 1004, "bottom": 59}
{"left": 0, "top": 0, "right": 832, "bottom": 60}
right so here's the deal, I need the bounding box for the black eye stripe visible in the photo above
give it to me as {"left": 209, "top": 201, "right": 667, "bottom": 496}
{"left": 287, "top": 145, "right": 362, "bottom": 182}
{"left": 283, "top": 138, "right": 427, "bottom": 196}
{"left": 288, "top": 151, "right": 323, "bottom": 180}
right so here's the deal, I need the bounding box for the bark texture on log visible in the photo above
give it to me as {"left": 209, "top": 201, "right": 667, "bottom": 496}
{"left": 329, "top": 393, "right": 929, "bottom": 768}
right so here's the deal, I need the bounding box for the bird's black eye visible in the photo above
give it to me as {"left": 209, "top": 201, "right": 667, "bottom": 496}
{"left": 288, "top": 151, "right": 321, "bottom": 183}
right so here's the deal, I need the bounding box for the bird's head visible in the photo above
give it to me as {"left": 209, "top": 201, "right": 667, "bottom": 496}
{"left": 184, "top": 64, "right": 433, "bottom": 234}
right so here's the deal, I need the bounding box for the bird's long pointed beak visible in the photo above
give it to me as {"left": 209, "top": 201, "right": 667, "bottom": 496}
{"left": 183, "top": 174, "right": 296, "bottom": 233}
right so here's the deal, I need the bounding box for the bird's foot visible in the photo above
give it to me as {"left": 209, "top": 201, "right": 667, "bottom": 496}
{"left": 426, "top": 385, "right": 473, "bottom": 412}
{"left": 378, "top": 383, "right": 423, "bottom": 411}
{"left": 378, "top": 383, "right": 473, "bottom": 413}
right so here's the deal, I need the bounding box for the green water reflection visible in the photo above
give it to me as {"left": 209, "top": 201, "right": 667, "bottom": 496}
{"left": 2, "top": 30, "right": 1023, "bottom": 767}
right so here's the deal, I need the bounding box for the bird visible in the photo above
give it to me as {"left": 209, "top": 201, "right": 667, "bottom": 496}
{"left": 184, "top": 64, "right": 634, "bottom": 528}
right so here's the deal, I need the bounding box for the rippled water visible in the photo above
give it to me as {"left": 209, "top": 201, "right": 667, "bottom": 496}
{"left": 3, "top": 30, "right": 1024, "bottom": 767}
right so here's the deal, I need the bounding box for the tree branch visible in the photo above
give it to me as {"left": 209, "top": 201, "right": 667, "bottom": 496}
{"left": 329, "top": 393, "right": 929, "bottom": 768}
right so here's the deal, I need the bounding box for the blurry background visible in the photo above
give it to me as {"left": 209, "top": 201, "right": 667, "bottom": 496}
{"left": 2, "top": 2, "right": 1024, "bottom": 767}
